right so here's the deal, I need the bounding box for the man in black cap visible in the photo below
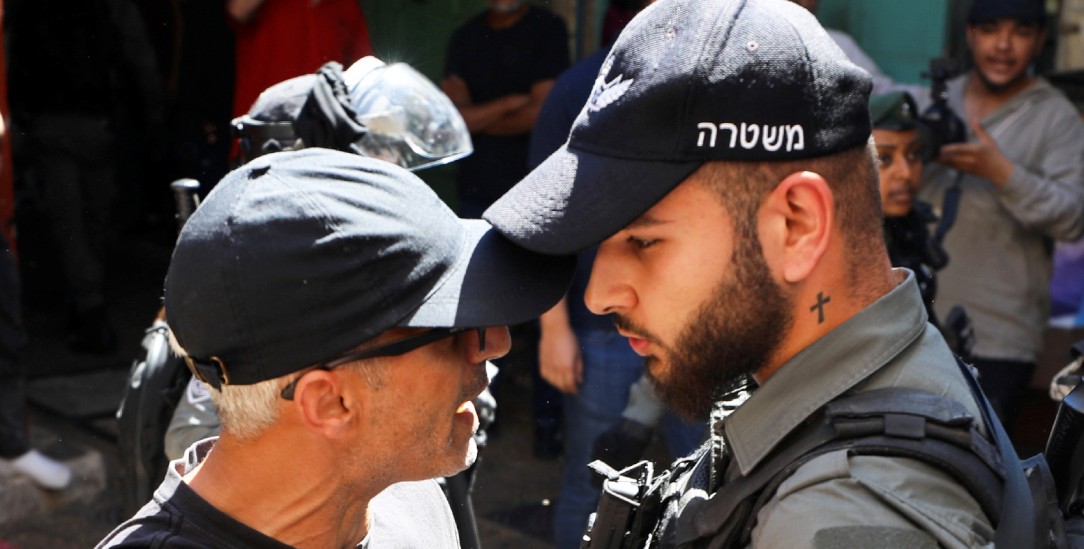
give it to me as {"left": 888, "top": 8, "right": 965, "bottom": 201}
{"left": 484, "top": 0, "right": 1004, "bottom": 545}
{"left": 98, "top": 148, "right": 573, "bottom": 548}
{"left": 919, "top": 0, "right": 1084, "bottom": 434}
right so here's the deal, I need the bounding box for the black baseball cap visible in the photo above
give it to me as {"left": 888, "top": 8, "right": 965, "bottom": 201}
{"left": 968, "top": 0, "right": 1046, "bottom": 26}
{"left": 165, "top": 148, "right": 574, "bottom": 386}
{"left": 483, "top": 0, "right": 872, "bottom": 255}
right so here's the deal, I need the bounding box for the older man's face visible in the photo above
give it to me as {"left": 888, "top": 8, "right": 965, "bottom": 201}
{"left": 354, "top": 326, "right": 510, "bottom": 479}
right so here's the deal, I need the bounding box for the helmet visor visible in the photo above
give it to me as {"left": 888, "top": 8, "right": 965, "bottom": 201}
{"left": 344, "top": 59, "right": 473, "bottom": 171}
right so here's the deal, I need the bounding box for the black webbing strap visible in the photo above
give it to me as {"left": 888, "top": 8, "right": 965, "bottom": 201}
{"left": 677, "top": 386, "right": 1008, "bottom": 547}
{"left": 933, "top": 171, "right": 964, "bottom": 247}
{"left": 676, "top": 420, "right": 835, "bottom": 545}
{"left": 955, "top": 357, "right": 1038, "bottom": 548}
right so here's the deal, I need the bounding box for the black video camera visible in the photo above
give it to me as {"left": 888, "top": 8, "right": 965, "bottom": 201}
{"left": 919, "top": 57, "right": 968, "bottom": 162}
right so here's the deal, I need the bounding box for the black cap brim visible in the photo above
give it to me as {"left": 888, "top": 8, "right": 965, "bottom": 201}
{"left": 967, "top": 0, "right": 1046, "bottom": 25}
{"left": 403, "top": 218, "right": 575, "bottom": 327}
{"left": 484, "top": 142, "right": 702, "bottom": 255}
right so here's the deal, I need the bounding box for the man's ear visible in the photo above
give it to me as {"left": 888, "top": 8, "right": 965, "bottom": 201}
{"left": 758, "top": 170, "right": 833, "bottom": 284}
{"left": 290, "top": 370, "right": 358, "bottom": 439}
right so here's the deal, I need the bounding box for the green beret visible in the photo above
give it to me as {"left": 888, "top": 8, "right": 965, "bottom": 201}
{"left": 869, "top": 91, "right": 919, "bottom": 131}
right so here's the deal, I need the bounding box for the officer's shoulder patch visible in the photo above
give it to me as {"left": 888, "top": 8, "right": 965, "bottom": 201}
{"left": 813, "top": 526, "right": 937, "bottom": 549}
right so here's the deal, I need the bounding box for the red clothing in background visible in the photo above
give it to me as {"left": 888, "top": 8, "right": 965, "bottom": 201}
{"left": 0, "top": 3, "right": 15, "bottom": 249}
{"left": 231, "top": 0, "right": 374, "bottom": 118}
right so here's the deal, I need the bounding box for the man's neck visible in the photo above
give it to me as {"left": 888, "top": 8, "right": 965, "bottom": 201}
{"left": 185, "top": 434, "right": 380, "bottom": 549}
{"left": 964, "top": 71, "right": 1036, "bottom": 121}
{"left": 754, "top": 250, "right": 897, "bottom": 384}
{"left": 487, "top": 4, "right": 528, "bottom": 29}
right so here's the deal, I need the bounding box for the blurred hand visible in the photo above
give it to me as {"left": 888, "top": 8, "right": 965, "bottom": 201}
{"left": 538, "top": 324, "right": 582, "bottom": 394}
{"left": 501, "top": 93, "right": 531, "bottom": 113}
{"left": 937, "top": 120, "right": 1014, "bottom": 188}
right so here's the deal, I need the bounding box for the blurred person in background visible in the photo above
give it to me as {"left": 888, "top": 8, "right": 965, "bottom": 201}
{"left": 6, "top": 0, "right": 163, "bottom": 354}
{"left": 441, "top": 0, "right": 571, "bottom": 449}
{"left": 441, "top": 0, "right": 570, "bottom": 218}
{"left": 0, "top": 5, "right": 71, "bottom": 488}
{"left": 227, "top": 0, "right": 373, "bottom": 160}
{"left": 526, "top": 2, "right": 704, "bottom": 546}
{"left": 919, "top": 0, "right": 1084, "bottom": 433}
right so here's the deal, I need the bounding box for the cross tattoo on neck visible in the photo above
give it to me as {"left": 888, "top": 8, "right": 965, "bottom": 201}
{"left": 810, "top": 291, "right": 831, "bottom": 324}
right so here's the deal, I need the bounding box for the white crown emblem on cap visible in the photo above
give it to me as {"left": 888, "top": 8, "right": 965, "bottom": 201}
{"left": 588, "top": 56, "right": 633, "bottom": 112}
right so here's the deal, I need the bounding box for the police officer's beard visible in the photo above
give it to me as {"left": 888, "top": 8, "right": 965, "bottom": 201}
{"left": 650, "top": 234, "right": 793, "bottom": 421}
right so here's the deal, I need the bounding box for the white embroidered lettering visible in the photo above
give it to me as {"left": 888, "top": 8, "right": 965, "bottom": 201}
{"left": 785, "top": 125, "right": 804, "bottom": 151}
{"left": 763, "top": 125, "right": 783, "bottom": 151}
{"left": 694, "top": 122, "right": 805, "bottom": 152}
{"left": 697, "top": 123, "right": 717, "bottom": 147}
{"left": 740, "top": 123, "right": 760, "bottom": 149}
{"left": 719, "top": 123, "right": 738, "bottom": 148}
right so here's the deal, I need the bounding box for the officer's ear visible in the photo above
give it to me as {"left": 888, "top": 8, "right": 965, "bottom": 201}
{"left": 757, "top": 170, "right": 833, "bottom": 284}
{"left": 289, "top": 369, "right": 357, "bottom": 439}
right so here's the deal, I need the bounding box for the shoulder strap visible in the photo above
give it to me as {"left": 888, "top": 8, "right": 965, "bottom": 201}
{"left": 933, "top": 171, "right": 965, "bottom": 246}
{"left": 116, "top": 322, "right": 190, "bottom": 517}
{"left": 953, "top": 358, "right": 1039, "bottom": 548}
{"left": 677, "top": 385, "right": 1009, "bottom": 547}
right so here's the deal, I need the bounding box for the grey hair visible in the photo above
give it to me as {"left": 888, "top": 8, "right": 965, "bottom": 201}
{"left": 168, "top": 325, "right": 386, "bottom": 440}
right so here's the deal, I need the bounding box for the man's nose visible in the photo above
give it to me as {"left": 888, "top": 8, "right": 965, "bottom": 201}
{"left": 470, "top": 326, "right": 511, "bottom": 362}
{"left": 584, "top": 241, "right": 636, "bottom": 315}
{"left": 894, "top": 155, "right": 914, "bottom": 182}
{"left": 995, "top": 28, "right": 1012, "bottom": 49}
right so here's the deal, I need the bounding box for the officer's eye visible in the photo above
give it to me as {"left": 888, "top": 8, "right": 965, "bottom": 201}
{"left": 627, "top": 236, "right": 659, "bottom": 250}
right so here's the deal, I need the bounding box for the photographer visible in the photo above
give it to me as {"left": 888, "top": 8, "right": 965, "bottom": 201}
{"left": 919, "top": 0, "right": 1084, "bottom": 433}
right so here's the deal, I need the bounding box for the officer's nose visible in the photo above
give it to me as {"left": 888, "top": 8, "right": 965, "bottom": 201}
{"left": 584, "top": 238, "right": 637, "bottom": 315}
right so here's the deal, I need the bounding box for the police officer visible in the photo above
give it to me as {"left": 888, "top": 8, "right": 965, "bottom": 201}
{"left": 872, "top": 90, "right": 975, "bottom": 361}
{"left": 871, "top": 91, "right": 944, "bottom": 318}
{"left": 483, "top": 0, "right": 1001, "bottom": 545}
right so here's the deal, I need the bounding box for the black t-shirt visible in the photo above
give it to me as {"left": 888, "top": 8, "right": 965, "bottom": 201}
{"left": 444, "top": 6, "right": 570, "bottom": 208}
{"left": 96, "top": 438, "right": 459, "bottom": 548}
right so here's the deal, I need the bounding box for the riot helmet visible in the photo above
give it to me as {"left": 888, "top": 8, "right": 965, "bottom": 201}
{"left": 232, "top": 56, "right": 472, "bottom": 170}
